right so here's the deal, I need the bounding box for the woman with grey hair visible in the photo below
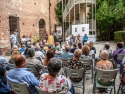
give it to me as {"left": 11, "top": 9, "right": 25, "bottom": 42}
{"left": 39, "top": 57, "right": 75, "bottom": 94}
{"left": 66, "top": 49, "right": 84, "bottom": 82}
{"left": 96, "top": 50, "right": 113, "bottom": 93}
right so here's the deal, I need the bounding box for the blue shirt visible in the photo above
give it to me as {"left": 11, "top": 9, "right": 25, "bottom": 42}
{"left": 61, "top": 52, "right": 73, "bottom": 58}
{"left": 0, "top": 56, "right": 8, "bottom": 69}
{"left": 7, "top": 68, "right": 39, "bottom": 94}
{"left": 83, "top": 35, "right": 88, "bottom": 41}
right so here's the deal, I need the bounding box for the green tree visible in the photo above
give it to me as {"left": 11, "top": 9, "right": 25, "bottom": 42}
{"left": 89, "top": 0, "right": 125, "bottom": 40}
{"left": 55, "top": 3, "right": 62, "bottom": 25}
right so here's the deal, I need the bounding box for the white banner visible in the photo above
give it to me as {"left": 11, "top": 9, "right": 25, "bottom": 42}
{"left": 72, "top": 24, "right": 89, "bottom": 37}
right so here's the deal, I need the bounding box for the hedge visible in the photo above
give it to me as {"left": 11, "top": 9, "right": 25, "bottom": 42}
{"left": 114, "top": 31, "right": 125, "bottom": 44}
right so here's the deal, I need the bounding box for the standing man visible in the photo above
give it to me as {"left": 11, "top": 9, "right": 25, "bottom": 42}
{"left": 70, "top": 34, "right": 75, "bottom": 46}
{"left": 10, "top": 32, "right": 17, "bottom": 48}
{"left": 45, "top": 31, "right": 48, "bottom": 43}
{"left": 82, "top": 34, "right": 88, "bottom": 45}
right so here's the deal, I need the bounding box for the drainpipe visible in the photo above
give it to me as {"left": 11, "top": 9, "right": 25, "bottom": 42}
{"left": 49, "top": 0, "right": 51, "bottom": 34}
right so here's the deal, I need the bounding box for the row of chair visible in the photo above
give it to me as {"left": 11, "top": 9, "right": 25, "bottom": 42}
{"left": 8, "top": 68, "right": 118, "bottom": 94}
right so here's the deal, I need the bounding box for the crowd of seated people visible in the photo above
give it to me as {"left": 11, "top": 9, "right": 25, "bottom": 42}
{"left": 1, "top": 40, "right": 125, "bottom": 94}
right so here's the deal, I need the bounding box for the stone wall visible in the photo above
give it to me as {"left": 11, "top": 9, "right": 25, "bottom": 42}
{"left": 0, "top": 0, "right": 58, "bottom": 49}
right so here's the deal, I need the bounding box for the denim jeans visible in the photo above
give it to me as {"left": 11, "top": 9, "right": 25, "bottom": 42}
{"left": 120, "top": 63, "right": 123, "bottom": 74}
{"left": 69, "top": 85, "right": 75, "bottom": 94}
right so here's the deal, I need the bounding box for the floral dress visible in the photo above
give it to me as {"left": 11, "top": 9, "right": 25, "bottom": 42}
{"left": 39, "top": 73, "right": 71, "bottom": 94}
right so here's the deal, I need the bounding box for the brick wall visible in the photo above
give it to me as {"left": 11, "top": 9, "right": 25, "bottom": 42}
{"left": 0, "top": 0, "right": 58, "bottom": 49}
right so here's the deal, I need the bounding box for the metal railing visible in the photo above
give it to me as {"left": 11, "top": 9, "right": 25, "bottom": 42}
{"left": 63, "top": 0, "right": 96, "bottom": 21}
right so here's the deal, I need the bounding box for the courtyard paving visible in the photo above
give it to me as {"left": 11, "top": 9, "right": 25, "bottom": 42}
{"left": 3, "top": 41, "right": 121, "bottom": 94}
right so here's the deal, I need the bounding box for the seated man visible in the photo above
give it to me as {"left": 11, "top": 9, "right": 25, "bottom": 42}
{"left": 7, "top": 55, "right": 39, "bottom": 94}
{"left": 26, "top": 48, "right": 42, "bottom": 68}
{"left": 113, "top": 42, "right": 125, "bottom": 64}
{"left": 61, "top": 45, "right": 73, "bottom": 59}
{"left": 0, "top": 56, "right": 10, "bottom": 71}
{"left": 70, "top": 44, "right": 77, "bottom": 53}
{"left": 35, "top": 45, "right": 45, "bottom": 63}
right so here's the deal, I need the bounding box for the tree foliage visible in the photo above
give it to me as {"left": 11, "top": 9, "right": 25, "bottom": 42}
{"left": 55, "top": 3, "right": 62, "bottom": 25}
{"left": 90, "top": 0, "right": 125, "bottom": 40}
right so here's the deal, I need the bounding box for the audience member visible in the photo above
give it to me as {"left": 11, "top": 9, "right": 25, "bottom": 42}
{"left": 61, "top": 45, "right": 73, "bottom": 59}
{"left": 39, "top": 57, "right": 75, "bottom": 94}
{"left": 66, "top": 49, "right": 84, "bottom": 82}
{"left": 0, "top": 66, "right": 11, "bottom": 94}
{"left": 35, "top": 45, "right": 45, "bottom": 63}
{"left": 70, "top": 44, "right": 77, "bottom": 53}
{"left": 66, "top": 35, "right": 70, "bottom": 45}
{"left": 121, "top": 42, "right": 125, "bottom": 48}
{"left": 9, "top": 50, "right": 20, "bottom": 64}
{"left": 81, "top": 45, "right": 91, "bottom": 59}
{"left": 78, "top": 43, "right": 82, "bottom": 49}
{"left": 96, "top": 50, "right": 113, "bottom": 93}
{"left": 55, "top": 45, "right": 63, "bottom": 55}
{"left": 89, "top": 41, "right": 96, "bottom": 54}
{"left": 23, "top": 46, "right": 31, "bottom": 58}
{"left": 26, "top": 48, "right": 42, "bottom": 69}
{"left": 113, "top": 42, "right": 125, "bottom": 64}
{"left": 70, "top": 34, "right": 75, "bottom": 46}
{"left": 21, "top": 35, "right": 26, "bottom": 44}
{"left": 0, "top": 56, "right": 10, "bottom": 71}
{"left": 58, "top": 35, "right": 62, "bottom": 46}
{"left": 19, "top": 44, "right": 26, "bottom": 54}
{"left": 7, "top": 55, "right": 39, "bottom": 94}
{"left": 44, "top": 50, "right": 54, "bottom": 66}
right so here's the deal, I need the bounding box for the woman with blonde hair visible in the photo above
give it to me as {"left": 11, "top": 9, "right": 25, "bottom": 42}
{"left": 89, "top": 41, "right": 96, "bottom": 54}
{"left": 9, "top": 50, "right": 20, "bottom": 64}
{"left": 81, "top": 45, "right": 91, "bottom": 59}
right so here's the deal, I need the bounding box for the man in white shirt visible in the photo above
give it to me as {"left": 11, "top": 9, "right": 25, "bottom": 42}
{"left": 35, "top": 45, "right": 45, "bottom": 64}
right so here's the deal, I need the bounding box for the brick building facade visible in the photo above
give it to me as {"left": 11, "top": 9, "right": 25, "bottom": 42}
{"left": 0, "top": 0, "right": 58, "bottom": 50}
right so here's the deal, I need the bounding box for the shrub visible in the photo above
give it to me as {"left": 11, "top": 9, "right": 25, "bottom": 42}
{"left": 114, "top": 31, "right": 125, "bottom": 44}
{"left": 33, "top": 35, "right": 39, "bottom": 43}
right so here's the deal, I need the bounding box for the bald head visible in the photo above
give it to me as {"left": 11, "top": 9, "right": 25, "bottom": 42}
{"left": 65, "top": 45, "right": 70, "bottom": 52}
{"left": 14, "top": 55, "right": 26, "bottom": 67}
{"left": 35, "top": 45, "right": 40, "bottom": 51}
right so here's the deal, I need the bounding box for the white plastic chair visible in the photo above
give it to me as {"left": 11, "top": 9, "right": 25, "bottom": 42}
{"left": 93, "top": 68, "right": 118, "bottom": 94}
{"left": 9, "top": 81, "right": 32, "bottom": 94}
{"left": 65, "top": 67, "right": 85, "bottom": 94}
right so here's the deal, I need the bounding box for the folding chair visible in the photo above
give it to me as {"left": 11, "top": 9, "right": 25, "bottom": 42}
{"left": 65, "top": 68, "right": 85, "bottom": 94}
{"left": 81, "top": 59, "right": 93, "bottom": 83}
{"left": 61, "top": 58, "right": 72, "bottom": 68}
{"left": 9, "top": 81, "right": 32, "bottom": 94}
{"left": 35, "top": 86, "right": 65, "bottom": 94}
{"left": 41, "top": 65, "right": 48, "bottom": 73}
{"left": 8, "top": 63, "right": 15, "bottom": 69}
{"left": 36, "top": 57, "right": 43, "bottom": 65}
{"left": 117, "top": 68, "right": 125, "bottom": 94}
{"left": 93, "top": 68, "right": 118, "bottom": 94}
{"left": 117, "top": 54, "right": 125, "bottom": 60}
{"left": 116, "top": 54, "right": 125, "bottom": 68}
{"left": 26, "top": 64, "right": 40, "bottom": 78}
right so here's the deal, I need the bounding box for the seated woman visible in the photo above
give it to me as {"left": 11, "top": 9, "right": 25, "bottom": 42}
{"left": 44, "top": 50, "right": 54, "bottom": 66}
{"left": 0, "top": 66, "right": 11, "bottom": 94}
{"left": 9, "top": 50, "right": 20, "bottom": 64}
{"left": 88, "top": 41, "right": 96, "bottom": 54}
{"left": 96, "top": 50, "right": 113, "bottom": 92}
{"left": 81, "top": 45, "right": 92, "bottom": 59}
{"left": 66, "top": 49, "right": 84, "bottom": 82}
{"left": 39, "top": 58, "right": 75, "bottom": 94}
